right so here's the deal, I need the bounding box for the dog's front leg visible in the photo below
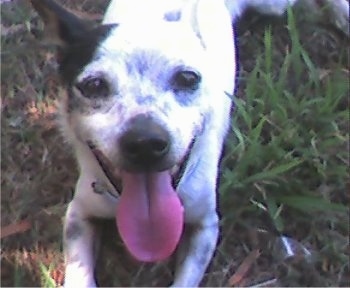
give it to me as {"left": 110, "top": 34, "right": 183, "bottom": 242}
{"left": 64, "top": 201, "right": 99, "bottom": 288}
{"left": 172, "top": 213, "right": 219, "bottom": 287}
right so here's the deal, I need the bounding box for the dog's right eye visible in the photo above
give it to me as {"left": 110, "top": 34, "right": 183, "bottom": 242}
{"left": 76, "top": 77, "right": 110, "bottom": 99}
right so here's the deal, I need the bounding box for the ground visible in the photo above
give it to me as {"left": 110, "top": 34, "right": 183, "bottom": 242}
{"left": 1, "top": 0, "right": 349, "bottom": 287}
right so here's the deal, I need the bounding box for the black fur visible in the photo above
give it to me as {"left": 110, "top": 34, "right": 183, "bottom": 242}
{"left": 31, "top": 0, "right": 117, "bottom": 85}
{"left": 59, "top": 24, "right": 117, "bottom": 85}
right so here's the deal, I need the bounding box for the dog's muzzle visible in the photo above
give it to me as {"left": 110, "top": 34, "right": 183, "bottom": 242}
{"left": 87, "top": 114, "right": 195, "bottom": 264}
{"left": 119, "top": 114, "right": 172, "bottom": 172}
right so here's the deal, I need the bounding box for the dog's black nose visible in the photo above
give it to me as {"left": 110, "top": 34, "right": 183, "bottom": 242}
{"left": 120, "top": 114, "right": 171, "bottom": 170}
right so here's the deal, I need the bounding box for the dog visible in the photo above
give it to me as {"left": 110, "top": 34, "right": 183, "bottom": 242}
{"left": 30, "top": 0, "right": 349, "bottom": 287}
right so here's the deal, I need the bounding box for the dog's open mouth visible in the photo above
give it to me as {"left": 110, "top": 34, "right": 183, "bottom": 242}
{"left": 88, "top": 141, "right": 194, "bottom": 263}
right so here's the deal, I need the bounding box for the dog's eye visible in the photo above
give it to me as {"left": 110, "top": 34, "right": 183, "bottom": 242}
{"left": 172, "top": 70, "right": 201, "bottom": 91}
{"left": 76, "top": 77, "right": 109, "bottom": 99}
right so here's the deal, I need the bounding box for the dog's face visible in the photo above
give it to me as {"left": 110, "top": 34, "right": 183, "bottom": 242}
{"left": 31, "top": 0, "right": 235, "bottom": 269}
{"left": 33, "top": 0, "right": 234, "bottom": 178}
{"left": 56, "top": 5, "right": 233, "bottom": 261}
{"left": 65, "top": 21, "right": 211, "bottom": 174}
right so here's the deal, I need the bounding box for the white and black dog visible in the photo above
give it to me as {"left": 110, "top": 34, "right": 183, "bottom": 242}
{"left": 30, "top": 0, "right": 349, "bottom": 287}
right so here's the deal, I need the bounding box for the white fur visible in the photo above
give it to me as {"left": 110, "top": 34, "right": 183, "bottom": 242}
{"left": 57, "top": 0, "right": 349, "bottom": 287}
{"left": 64, "top": 1, "right": 234, "bottom": 287}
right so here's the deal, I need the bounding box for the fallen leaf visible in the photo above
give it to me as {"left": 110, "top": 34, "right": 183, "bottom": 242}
{"left": 228, "top": 249, "right": 261, "bottom": 287}
{"left": 1, "top": 219, "right": 32, "bottom": 239}
{"left": 50, "top": 267, "right": 65, "bottom": 286}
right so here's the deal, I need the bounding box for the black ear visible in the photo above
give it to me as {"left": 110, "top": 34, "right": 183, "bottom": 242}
{"left": 30, "top": 0, "right": 90, "bottom": 46}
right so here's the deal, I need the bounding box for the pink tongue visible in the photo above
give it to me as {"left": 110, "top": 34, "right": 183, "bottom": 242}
{"left": 116, "top": 171, "right": 184, "bottom": 262}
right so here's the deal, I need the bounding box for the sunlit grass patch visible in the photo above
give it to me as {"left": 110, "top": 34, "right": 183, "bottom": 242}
{"left": 219, "top": 7, "right": 349, "bottom": 286}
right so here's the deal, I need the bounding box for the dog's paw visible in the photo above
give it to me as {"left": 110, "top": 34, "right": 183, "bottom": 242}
{"left": 64, "top": 277, "right": 97, "bottom": 288}
{"left": 64, "top": 279, "right": 97, "bottom": 288}
{"left": 64, "top": 264, "right": 97, "bottom": 288}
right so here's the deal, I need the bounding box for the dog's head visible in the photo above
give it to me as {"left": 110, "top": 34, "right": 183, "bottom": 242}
{"left": 32, "top": 0, "right": 234, "bottom": 173}
{"left": 31, "top": 0, "right": 235, "bottom": 262}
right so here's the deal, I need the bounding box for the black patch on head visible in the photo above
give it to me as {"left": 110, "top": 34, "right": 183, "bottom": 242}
{"left": 31, "top": 0, "right": 91, "bottom": 44}
{"left": 59, "top": 24, "right": 117, "bottom": 85}
{"left": 66, "top": 87, "right": 81, "bottom": 112}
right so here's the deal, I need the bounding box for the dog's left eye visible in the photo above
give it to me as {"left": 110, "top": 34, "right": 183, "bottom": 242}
{"left": 171, "top": 70, "right": 201, "bottom": 91}
{"left": 76, "top": 77, "right": 110, "bottom": 99}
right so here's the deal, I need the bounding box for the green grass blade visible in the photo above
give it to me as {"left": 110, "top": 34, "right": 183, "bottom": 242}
{"left": 276, "top": 195, "right": 348, "bottom": 213}
{"left": 39, "top": 262, "right": 57, "bottom": 288}
{"left": 265, "top": 196, "right": 285, "bottom": 232}
{"left": 242, "top": 159, "right": 303, "bottom": 184}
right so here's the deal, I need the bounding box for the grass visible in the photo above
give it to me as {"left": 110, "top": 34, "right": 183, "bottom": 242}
{"left": 1, "top": 0, "right": 349, "bottom": 287}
